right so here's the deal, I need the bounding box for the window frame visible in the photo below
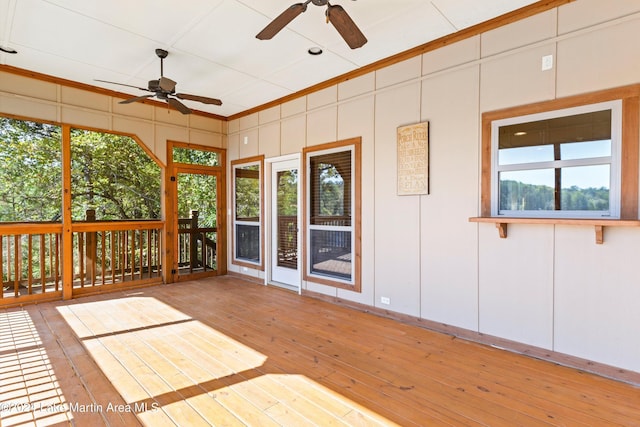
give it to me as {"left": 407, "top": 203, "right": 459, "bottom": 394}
{"left": 231, "top": 155, "right": 265, "bottom": 270}
{"left": 490, "top": 100, "right": 622, "bottom": 219}
{"left": 303, "top": 138, "right": 361, "bottom": 292}
{"left": 481, "top": 85, "right": 640, "bottom": 221}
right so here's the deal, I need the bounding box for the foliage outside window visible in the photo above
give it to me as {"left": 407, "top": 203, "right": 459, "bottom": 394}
{"left": 173, "top": 146, "right": 220, "bottom": 167}
{"left": 491, "top": 101, "right": 622, "bottom": 218}
{"left": 232, "top": 157, "right": 263, "bottom": 268}
{"left": 304, "top": 138, "right": 361, "bottom": 291}
{"left": 0, "top": 118, "right": 62, "bottom": 222}
{"left": 71, "top": 129, "right": 161, "bottom": 221}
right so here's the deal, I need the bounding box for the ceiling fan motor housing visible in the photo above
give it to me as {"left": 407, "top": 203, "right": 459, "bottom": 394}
{"left": 148, "top": 79, "right": 161, "bottom": 92}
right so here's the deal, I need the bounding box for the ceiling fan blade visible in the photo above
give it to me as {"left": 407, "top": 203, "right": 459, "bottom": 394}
{"left": 176, "top": 93, "right": 222, "bottom": 106}
{"left": 95, "top": 79, "right": 151, "bottom": 92}
{"left": 256, "top": 3, "right": 308, "bottom": 40}
{"left": 159, "top": 76, "right": 177, "bottom": 92}
{"left": 326, "top": 4, "right": 367, "bottom": 49}
{"left": 167, "top": 97, "right": 192, "bottom": 114}
{"left": 119, "top": 94, "right": 154, "bottom": 104}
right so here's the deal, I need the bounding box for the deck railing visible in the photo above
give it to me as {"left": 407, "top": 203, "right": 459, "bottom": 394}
{"left": 1, "top": 219, "right": 164, "bottom": 304}
{"left": 1, "top": 223, "right": 63, "bottom": 301}
{"left": 72, "top": 221, "right": 163, "bottom": 294}
{"left": 177, "top": 210, "right": 217, "bottom": 274}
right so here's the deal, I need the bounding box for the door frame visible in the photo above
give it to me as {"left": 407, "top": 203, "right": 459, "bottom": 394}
{"left": 265, "top": 154, "right": 301, "bottom": 293}
{"left": 165, "top": 141, "right": 227, "bottom": 283}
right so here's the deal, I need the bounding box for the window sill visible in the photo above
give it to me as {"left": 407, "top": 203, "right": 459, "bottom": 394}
{"left": 468, "top": 217, "right": 640, "bottom": 244}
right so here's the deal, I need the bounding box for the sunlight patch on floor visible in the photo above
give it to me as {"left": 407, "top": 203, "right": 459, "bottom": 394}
{"left": 58, "top": 296, "right": 396, "bottom": 426}
{"left": 0, "top": 311, "right": 72, "bottom": 427}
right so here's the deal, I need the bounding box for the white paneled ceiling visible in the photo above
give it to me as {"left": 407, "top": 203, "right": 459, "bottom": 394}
{"left": 0, "top": 0, "right": 539, "bottom": 117}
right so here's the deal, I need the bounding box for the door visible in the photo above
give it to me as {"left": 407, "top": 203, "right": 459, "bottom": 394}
{"left": 271, "top": 159, "right": 300, "bottom": 289}
{"left": 175, "top": 168, "right": 222, "bottom": 281}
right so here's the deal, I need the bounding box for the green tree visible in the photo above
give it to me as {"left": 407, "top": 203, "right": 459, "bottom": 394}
{"left": 70, "top": 129, "right": 161, "bottom": 220}
{"left": 178, "top": 173, "right": 217, "bottom": 227}
{"left": 0, "top": 118, "right": 62, "bottom": 222}
{"left": 234, "top": 165, "right": 260, "bottom": 220}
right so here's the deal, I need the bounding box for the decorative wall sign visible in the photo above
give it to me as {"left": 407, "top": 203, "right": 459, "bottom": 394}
{"left": 397, "top": 121, "right": 429, "bottom": 195}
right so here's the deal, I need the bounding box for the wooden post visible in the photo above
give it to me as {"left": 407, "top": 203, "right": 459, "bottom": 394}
{"left": 62, "top": 125, "right": 74, "bottom": 300}
{"left": 190, "top": 210, "right": 199, "bottom": 271}
{"left": 85, "top": 209, "right": 96, "bottom": 285}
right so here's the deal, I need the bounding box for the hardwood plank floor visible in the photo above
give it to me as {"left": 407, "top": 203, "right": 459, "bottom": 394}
{"left": 1, "top": 276, "right": 639, "bottom": 426}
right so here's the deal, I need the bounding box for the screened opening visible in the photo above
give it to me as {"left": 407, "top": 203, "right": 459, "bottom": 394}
{"left": 71, "top": 129, "right": 161, "bottom": 221}
{"left": 0, "top": 118, "right": 62, "bottom": 222}
{"left": 173, "top": 146, "right": 220, "bottom": 166}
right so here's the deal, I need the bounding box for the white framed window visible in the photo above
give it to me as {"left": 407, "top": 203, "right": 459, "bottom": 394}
{"left": 232, "top": 156, "right": 264, "bottom": 269}
{"left": 491, "top": 100, "right": 622, "bottom": 218}
{"left": 303, "top": 138, "right": 361, "bottom": 291}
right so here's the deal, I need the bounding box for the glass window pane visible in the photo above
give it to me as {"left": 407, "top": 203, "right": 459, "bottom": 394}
{"left": 310, "top": 229, "right": 351, "bottom": 280}
{"left": 560, "top": 165, "right": 610, "bottom": 211}
{"left": 499, "top": 144, "right": 554, "bottom": 165}
{"left": 235, "top": 165, "right": 260, "bottom": 221}
{"left": 561, "top": 140, "right": 611, "bottom": 160}
{"left": 236, "top": 224, "right": 260, "bottom": 262}
{"left": 277, "top": 170, "right": 298, "bottom": 269}
{"left": 172, "top": 147, "right": 219, "bottom": 166}
{"left": 498, "top": 109, "right": 612, "bottom": 166}
{"left": 499, "top": 169, "right": 555, "bottom": 211}
{"left": 310, "top": 151, "right": 351, "bottom": 226}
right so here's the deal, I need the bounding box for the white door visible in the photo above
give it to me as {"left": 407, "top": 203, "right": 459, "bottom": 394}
{"left": 270, "top": 159, "right": 300, "bottom": 290}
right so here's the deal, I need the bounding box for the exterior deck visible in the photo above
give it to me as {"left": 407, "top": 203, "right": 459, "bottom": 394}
{"left": 2, "top": 276, "right": 639, "bottom": 426}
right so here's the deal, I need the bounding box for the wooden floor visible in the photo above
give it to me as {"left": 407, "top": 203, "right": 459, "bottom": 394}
{"left": 1, "top": 277, "right": 639, "bottom": 426}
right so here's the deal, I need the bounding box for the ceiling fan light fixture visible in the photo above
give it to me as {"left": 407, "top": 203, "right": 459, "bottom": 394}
{"left": 308, "top": 46, "right": 323, "bottom": 55}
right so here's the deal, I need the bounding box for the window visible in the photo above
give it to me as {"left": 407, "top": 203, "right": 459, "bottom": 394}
{"left": 491, "top": 100, "right": 623, "bottom": 218}
{"left": 304, "top": 138, "right": 361, "bottom": 291}
{"left": 232, "top": 156, "right": 264, "bottom": 269}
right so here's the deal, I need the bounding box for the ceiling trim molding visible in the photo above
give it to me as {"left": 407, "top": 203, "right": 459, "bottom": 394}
{"left": 227, "top": 0, "right": 574, "bottom": 121}
{"left": 0, "top": 64, "right": 227, "bottom": 121}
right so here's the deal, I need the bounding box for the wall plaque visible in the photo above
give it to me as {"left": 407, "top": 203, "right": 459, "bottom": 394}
{"left": 397, "top": 121, "right": 429, "bottom": 195}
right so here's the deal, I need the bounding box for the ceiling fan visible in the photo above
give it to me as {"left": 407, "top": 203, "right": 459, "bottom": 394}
{"left": 257, "top": 0, "right": 367, "bottom": 49}
{"left": 96, "top": 49, "right": 222, "bottom": 114}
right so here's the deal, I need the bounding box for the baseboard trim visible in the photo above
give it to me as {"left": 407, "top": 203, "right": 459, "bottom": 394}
{"left": 301, "top": 289, "right": 640, "bottom": 387}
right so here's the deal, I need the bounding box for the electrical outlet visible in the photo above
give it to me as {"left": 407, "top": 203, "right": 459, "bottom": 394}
{"left": 541, "top": 54, "right": 553, "bottom": 71}
{"left": 380, "top": 296, "right": 390, "bottom": 305}
{"left": 241, "top": 267, "right": 249, "bottom": 272}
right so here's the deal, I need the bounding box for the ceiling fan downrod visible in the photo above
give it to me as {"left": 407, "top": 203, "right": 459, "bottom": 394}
{"left": 155, "top": 48, "right": 168, "bottom": 77}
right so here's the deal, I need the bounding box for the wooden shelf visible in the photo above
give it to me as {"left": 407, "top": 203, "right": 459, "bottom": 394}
{"left": 468, "top": 217, "right": 640, "bottom": 244}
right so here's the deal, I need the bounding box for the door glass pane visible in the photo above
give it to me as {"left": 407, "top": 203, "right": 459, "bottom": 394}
{"left": 277, "top": 169, "right": 297, "bottom": 269}
{"left": 177, "top": 173, "right": 217, "bottom": 274}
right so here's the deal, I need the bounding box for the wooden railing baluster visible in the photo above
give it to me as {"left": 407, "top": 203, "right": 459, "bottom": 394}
{"left": 1, "top": 221, "right": 162, "bottom": 305}
{"left": 13, "top": 235, "right": 19, "bottom": 297}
